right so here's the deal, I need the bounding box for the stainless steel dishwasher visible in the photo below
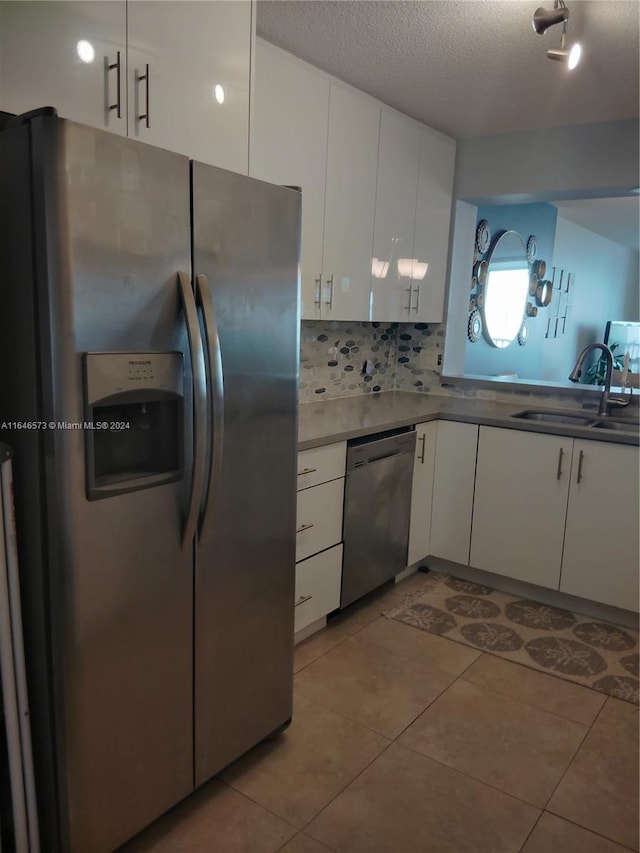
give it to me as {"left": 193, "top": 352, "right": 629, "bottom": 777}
{"left": 341, "top": 428, "right": 416, "bottom": 608}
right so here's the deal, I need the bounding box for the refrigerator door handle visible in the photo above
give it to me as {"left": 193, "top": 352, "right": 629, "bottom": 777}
{"left": 178, "top": 271, "right": 207, "bottom": 550}
{"left": 195, "top": 273, "right": 224, "bottom": 546}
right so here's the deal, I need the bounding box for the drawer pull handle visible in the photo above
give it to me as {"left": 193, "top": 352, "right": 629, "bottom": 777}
{"left": 297, "top": 467, "right": 317, "bottom": 476}
{"left": 556, "top": 447, "right": 564, "bottom": 480}
{"left": 295, "top": 594, "right": 313, "bottom": 607}
{"left": 577, "top": 449, "right": 585, "bottom": 484}
{"left": 418, "top": 433, "right": 426, "bottom": 464}
{"left": 296, "top": 523, "right": 315, "bottom": 534}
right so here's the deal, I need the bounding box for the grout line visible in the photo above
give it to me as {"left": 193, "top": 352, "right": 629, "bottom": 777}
{"left": 391, "top": 740, "right": 545, "bottom": 813}
{"left": 539, "top": 810, "right": 639, "bottom": 853}
{"left": 539, "top": 693, "right": 610, "bottom": 813}
{"left": 515, "top": 809, "right": 546, "bottom": 853}
{"left": 293, "top": 740, "right": 396, "bottom": 839}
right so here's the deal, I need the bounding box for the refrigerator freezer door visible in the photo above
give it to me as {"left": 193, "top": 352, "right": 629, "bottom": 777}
{"left": 14, "top": 118, "right": 195, "bottom": 852}
{"left": 192, "top": 163, "right": 300, "bottom": 785}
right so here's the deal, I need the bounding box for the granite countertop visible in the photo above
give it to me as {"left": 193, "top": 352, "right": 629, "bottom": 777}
{"left": 298, "top": 391, "right": 640, "bottom": 450}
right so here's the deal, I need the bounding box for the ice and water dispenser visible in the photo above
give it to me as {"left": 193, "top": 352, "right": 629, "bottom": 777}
{"left": 83, "top": 352, "right": 184, "bottom": 500}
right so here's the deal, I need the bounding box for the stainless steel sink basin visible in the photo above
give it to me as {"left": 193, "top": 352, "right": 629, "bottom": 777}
{"left": 591, "top": 419, "right": 640, "bottom": 434}
{"left": 511, "top": 410, "right": 595, "bottom": 426}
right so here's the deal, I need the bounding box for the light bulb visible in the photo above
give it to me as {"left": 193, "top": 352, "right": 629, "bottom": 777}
{"left": 214, "top": 84, "right": 225, "bottom": 104}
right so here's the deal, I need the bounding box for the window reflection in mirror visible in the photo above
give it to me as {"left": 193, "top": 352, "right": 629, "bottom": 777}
{"left": 483, "top": 231, "right": 529, "bottom": 348}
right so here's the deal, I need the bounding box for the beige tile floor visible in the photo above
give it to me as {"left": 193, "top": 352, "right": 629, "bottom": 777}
{"left": 121, "top": 573, "right": 639, "bottom": 853}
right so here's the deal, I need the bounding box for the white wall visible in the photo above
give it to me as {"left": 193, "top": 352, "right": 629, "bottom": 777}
{"left": 541, "top": 217, "right": 639, "bottom": 382}
{"left": 455, "top": 120, "right": 639, "bottom": 203}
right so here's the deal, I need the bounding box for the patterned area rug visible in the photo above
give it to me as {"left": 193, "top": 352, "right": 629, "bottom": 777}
{"left": 386, "top": 572, "right": 639, "bottom": 704}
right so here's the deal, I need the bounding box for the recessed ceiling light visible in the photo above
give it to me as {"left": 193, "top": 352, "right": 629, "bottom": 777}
{"left": 214, "top": 84, "right": 225, "bottom": 105}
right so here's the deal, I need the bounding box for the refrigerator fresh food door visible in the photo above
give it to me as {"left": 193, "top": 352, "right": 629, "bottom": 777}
{"left": 2, "top": 115, "right": 195, "bottom": 852}
{"left": 192, "top": 163, "right": 300, "bottom": 785}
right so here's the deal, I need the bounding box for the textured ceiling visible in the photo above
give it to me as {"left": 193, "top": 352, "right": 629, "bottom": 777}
{"left": 256, "top": 0, "right": 640, "bottom": 140}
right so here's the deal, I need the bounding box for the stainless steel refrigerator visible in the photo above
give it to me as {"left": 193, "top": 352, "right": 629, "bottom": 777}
{"left": 0, "top": 109, "right": 300, "bottom": 853}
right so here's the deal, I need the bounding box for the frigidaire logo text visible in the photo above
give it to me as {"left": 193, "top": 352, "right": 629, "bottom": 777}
{"left": 129, "top": 360, "right": 152, "bottom": 365}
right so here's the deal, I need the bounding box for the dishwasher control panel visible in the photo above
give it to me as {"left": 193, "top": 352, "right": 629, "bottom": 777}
{"left": 346, "top": 426, "right": 416, "bottom": 470}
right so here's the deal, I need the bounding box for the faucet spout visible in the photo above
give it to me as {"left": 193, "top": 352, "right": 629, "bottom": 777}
{"left": 569, "top": 343, "right": 614, "bottom": 416}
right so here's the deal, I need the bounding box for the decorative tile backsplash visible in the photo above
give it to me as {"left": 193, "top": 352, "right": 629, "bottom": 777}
{"left": 299, "top": 320, "right": 443, "bottom": 402}
{"left": 300, "top": 319, "right": 608, "bottom": 410}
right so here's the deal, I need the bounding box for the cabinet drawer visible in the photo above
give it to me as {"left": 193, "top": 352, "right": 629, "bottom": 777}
{"left": 296, "top": 478, "right": 344, "bottom": 562}
{"left": 297, "top": 441, "right": 346, "bottom": 491}
{"left": 295, "top": 544, "right": 343, "bottom": 634}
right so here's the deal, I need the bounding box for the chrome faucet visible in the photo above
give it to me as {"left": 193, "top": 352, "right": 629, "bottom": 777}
{"left": 569, "top": 342, "right": 631, "bottom": 416}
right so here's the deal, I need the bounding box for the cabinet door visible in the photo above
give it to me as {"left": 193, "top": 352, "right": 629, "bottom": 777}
{"left": 0, "top": 1, "right": 127, "bottom": 135}
{"left": 127, "top": 0, "right": 251, "bottom": 173}
{"left": 370, "top": 108, "right": 421, "bottom": 322}
{"left": 250, "top": 42, "right": 330, "bottom": 320}
{"left": 561, "top": 440, "right": 639, "bottom": 611}
{"left": 321, "top": 84, "right": 380, "bottom": 321}
{"left": 430, "top": 421, "right": 478, "bottom": 565}
{"left": 411, "top": 126, "right": 456, "bottom": 322}
{"left": 408, "top": 421, "right": 437, "bottom": 566}
{"left": 470, "top": 427, "right": 570, "bottom": 589}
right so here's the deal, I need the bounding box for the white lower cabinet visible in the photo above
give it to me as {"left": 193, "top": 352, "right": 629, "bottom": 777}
{"left": 560, "top": 439, "right": 639, "bottom": 611}
{"left": 430, "top": 421, "right": 479, "bottom": 565}
{"left": 295, "top": 441, "right": 346, "bottom": 637}
{"left": 469, "top": 426, "right": 639, "bottom": 612}
{"left": 294, "top": 545, "right": 343, "bottom": 634}
{"left": 470, "top": 426, "right": 570, "bottom": 589}
{"left": 407, "top": 421, "right": 437, "bottom": 566}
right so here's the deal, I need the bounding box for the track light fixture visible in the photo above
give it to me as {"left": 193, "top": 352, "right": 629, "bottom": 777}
{"left": 532, "top": 0, "right": 582, "bottom": 70}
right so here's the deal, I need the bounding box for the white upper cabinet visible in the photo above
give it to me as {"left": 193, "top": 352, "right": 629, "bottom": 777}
{"left": 0, "top": 1, "right": 127, "bottom": 136}
{"left": 250, "top": 41, "right": 330, "bottom": 319}
{"left": 561, "top": 440, "right": 639, "bottom": 611}
{"left": 411, "top": 126, "right": 456, "bottom": 322}
{"left": 0, "top": 1, "right": 252, "bottom": 172}
{"left": 127, "top": 1, "right": 251, "bottom": 173}
{"left": 370, "top": 108, "right": 422, "bottom": 322}
{"left": 321, "top": 84, "right": 380, "bottom": 321}
{"left": 470, "top": 426, "right": 571, "bottom": 590}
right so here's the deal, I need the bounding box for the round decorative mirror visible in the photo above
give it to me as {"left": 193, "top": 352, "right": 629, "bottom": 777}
{"left": 482, "top": 230, "right": 529, "bottom": 348}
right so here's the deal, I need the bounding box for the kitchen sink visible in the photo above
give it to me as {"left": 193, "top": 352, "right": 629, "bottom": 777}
{"left": 591, "top": 419, "right": 640, "bottom": 435}
{"left": 511, "top": 410, "right": 595, "bottom": 426}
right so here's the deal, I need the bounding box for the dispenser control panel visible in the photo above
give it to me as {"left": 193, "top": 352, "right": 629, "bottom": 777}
{"left": 85, "top": 351, "right": 183, "bottom": 406}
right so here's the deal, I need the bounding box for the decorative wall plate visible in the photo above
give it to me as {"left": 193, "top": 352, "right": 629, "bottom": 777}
{"left": 526, "top": 235, "right": 538, "bottom": 264}
{"left": 532, "top": 259, "right": 546, "bottom": 279}
{"left": 529, "top": 273, "right": 539, "bottom": 296}
{"left": 517, "top": 322, "right": 528, "bottom": 346}
{"left": 468, "top": 308, "right": 483, "bottom": 342}
{"left": 536, "top": 280, "right": 553, "bottom": 308}
{"left": 473, "top": 259, "right": 489, "bottom": 285}
{"left": 476, "top": 220, "right": 491, "bottom": 254}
